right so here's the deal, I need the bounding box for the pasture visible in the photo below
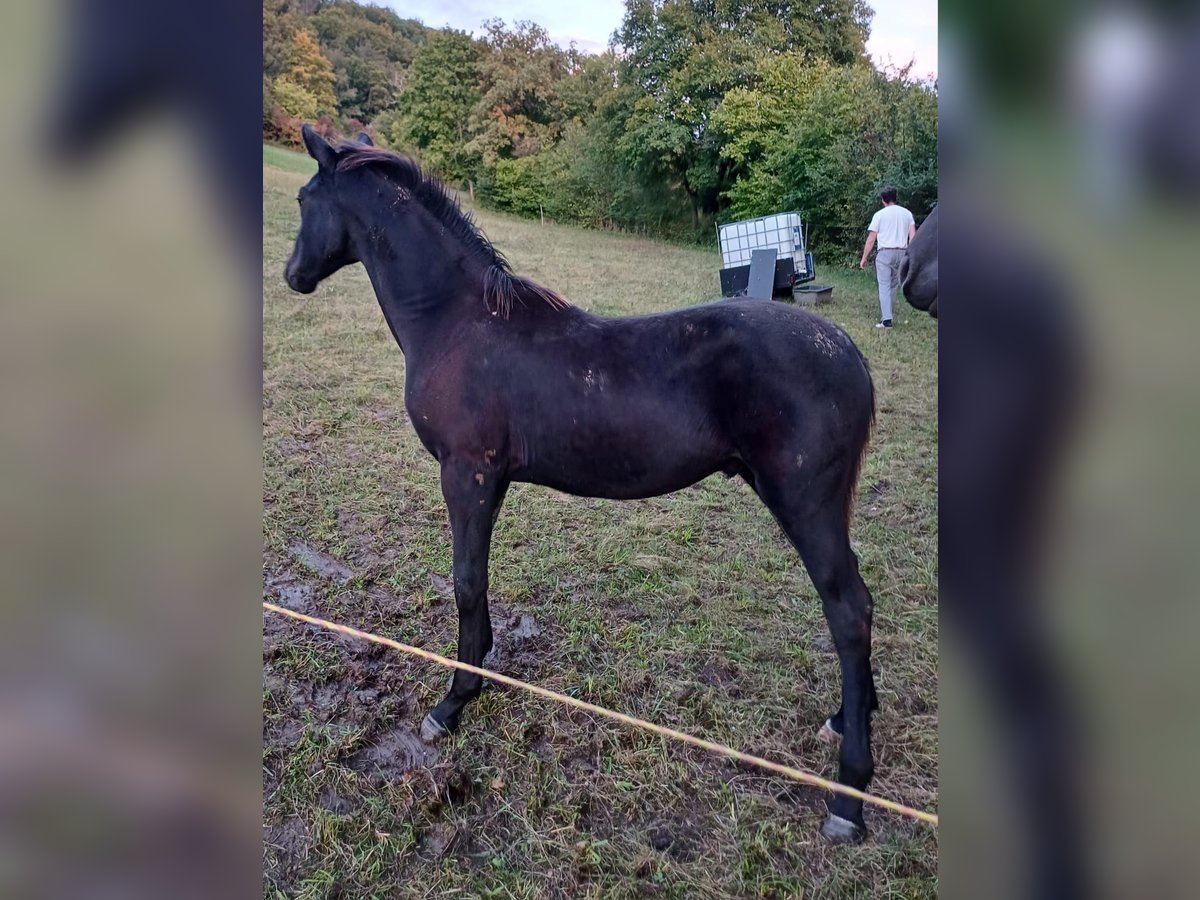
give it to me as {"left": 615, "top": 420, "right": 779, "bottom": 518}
{"left": 263, "top": 142, "right": 938, "bottom": 898}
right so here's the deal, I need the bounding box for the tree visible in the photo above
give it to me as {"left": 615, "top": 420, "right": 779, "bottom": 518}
{"left": 263, "top": 0, "right": 299, "bottom": 82}
{"left": 259, "top": 0, "right": 933, "bottom": 251}
{"left": 557, "top": 48, "right": 620, "bottom": 127}
{"left": 272, "top": 77, "right": 321, "bottom": 122}
{"left": 468, "top": 20, "right": 571, "bottom": 162}
{"left": 275, "top": 28, "right": 338, "bottom": 118}
{"left": 613, "top": 0, "right": 874, "bottom": 228}
{"left": 713, "top": 56, "right": 937, "bottom": 256}
{"left": 392, "top": 30, "right": 484, "bottom": 186}
{"left": 310, "top": 2, "right": 428, "bottom": 122}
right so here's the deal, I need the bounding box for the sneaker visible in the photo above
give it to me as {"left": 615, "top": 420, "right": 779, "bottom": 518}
{"left": 875, "top": 319, "right": 892, "bottom": 328}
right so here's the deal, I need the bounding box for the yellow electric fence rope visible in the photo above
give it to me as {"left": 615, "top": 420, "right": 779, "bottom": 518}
{"left": 263, "top": 601, "right": 938, "bottom": 827}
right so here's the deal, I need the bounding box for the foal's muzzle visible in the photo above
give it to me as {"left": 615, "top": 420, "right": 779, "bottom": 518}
{"left": 284, "top": 261, "right": 316, "bottom": 294}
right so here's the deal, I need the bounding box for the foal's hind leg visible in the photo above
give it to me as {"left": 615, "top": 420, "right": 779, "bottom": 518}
{"left": 420, "top": 459, "right": 508, "bottom": 742}
{"left": 757, "top": 482, "right": 877, "bottom": 842}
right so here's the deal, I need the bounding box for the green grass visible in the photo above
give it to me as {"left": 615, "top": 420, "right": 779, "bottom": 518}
{"left": 264, "top": 142, "right": 317, "bottom": 176}
{"left": 263, "top": 145, "right": 938, "bottom": 898}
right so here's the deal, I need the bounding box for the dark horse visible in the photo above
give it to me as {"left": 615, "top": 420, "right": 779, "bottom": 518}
{"left": 900, "top": 205, "right": 937, "bottom": 318}
{"left": 285, "top": 125, "right": 880, "bottom": 842}
{"left": 902, "top": 200, "right": 1088, "bottom": 898}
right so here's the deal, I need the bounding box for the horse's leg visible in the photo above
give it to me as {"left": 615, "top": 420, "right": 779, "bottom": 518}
{"left": 801, "top": 514, "right": 877, "bottom": 841}
{"left": 742, "top": 472, "right": 876, "bottom": 748}
{"left": 420, "top": 459, "right": 508, "bottom": 742}
{"left": 756, "top": 474, "right": 877, "bottom": 842}
{"left": 819, "top": 677, "right": 880, "bottom": 743}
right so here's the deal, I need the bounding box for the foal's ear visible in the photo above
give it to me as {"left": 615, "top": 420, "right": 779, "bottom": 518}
{"left": 356, "top": 131, "right": 374, "bottom": 146}
{"left": 301, "top": 124, "right": 337, "bottom": 171}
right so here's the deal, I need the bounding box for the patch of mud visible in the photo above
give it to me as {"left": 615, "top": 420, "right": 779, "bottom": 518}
{"left": 264, "top": 635, "right": 417, "bottom": 742}
{"left": 770, "top": 781, "right": 829, "bottom": 815}
{"left": 419, "top": 823, "right": 458, "bottom": 859}
{"left": 480, "top": 610, "right": 550, "bottom": 675}
{"left": 275, "top": 437, "right": 313, "bottom": 456}
{"left": 289, "top": 541, "right": 355, "bottom": 585}
{"left": 623, "top": 670, "right": 655, "bottom": 697}
{"left": 429, "top": 573, "right": 454, "bottom": 599}
{"left": 563, "top": 748, "right": 599, "bottom": 783}
{"left": 612, "top": 604, "right": 650, "bottom": 622}
{"left": 523, "top": 723, "right": 554, "bottom": 761}
{"left": 364, "top": 404, "right": 407, "bottom": 425}
{"left": 442, "top": 766, "right": 474, "bottom": 805}
{"left": 262, "top": 576, "right": 313, "bottom": 649}
{"left": 272, "top": 719, "right": 307, "bottom": 750}
{"left": 364, "top": 585, "right": 417, "bottom": 622}
{"left": 277, "top": 582, "right": 314, "bottom": 610}
{"left": 646, "top": 821, "right": 699, "bottom": 860}
{"left": 412, "top": 765, "right": 476, "bottom": 817}
{"left": 334, "top": 507, "right": 408, "bottom": 574}
{"left": 574, "top": 792, "right": 596, "bottom": 829}
{"left": 318, "top": 786, "right": 358, "bottom": 815}
{"left": 336, "top": 507, "right": 363, "bottom": 533}
{"left": 265, "top": 574, "right": 315, "bottom": 613}
{"left": 264, "top": 817, "right": 310, "bottom": 881}
{"left": 310, "top": 683, "right": 350, "bottom": 717}
{"left": 347, "top": 727, "right": 440, "bottom": 782}
{"left": 352, "top": 688, "right": 380, "bottom": 705}
{"left": 671, "top": 683, "right": 699, "bottom": 703}
{"left": 639, "top": 798, "right": 707, "bottom": 861}
{"left": 294, "top": 673, "right": 403, "bottom": 727}
{"left": 508, "top": 613, "right": 541, "bottom": 642}
{"left": 697, "top": 657, "right": 743, "bottom": 698}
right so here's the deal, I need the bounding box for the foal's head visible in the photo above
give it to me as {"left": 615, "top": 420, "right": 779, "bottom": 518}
{"left": 285, "top": 123, "right": 568, "bottom": 317}
{"left": 284, "top": 125, "right": 372, "bottom": 294}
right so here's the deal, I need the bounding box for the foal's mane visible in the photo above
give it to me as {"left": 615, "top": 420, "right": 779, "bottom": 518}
{"left": 334, "top": 144, "right": 569, "bottom": 318}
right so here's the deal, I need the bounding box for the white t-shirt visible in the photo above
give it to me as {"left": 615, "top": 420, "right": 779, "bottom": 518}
{"left": 868, "top": 205, "right": 915, "bottom": 249}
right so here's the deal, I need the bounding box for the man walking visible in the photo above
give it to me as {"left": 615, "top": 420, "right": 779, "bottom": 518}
{"left": 859, "top": 187, "right": 917, "bottom": 328}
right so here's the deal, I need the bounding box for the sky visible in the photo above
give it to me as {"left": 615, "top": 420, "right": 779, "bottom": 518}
{"left": 381, "top": 0, "right": 938, "bottom": 79}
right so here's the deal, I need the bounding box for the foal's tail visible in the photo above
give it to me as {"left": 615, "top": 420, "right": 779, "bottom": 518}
{"left": 845, "top": 348, "right": 877, "bottom": 528}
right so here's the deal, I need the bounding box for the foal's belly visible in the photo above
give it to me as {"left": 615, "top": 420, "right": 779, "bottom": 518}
{"left": 522, "top": 457, "right": 725, "bottom": 501}
{"left": 512, "top": 418, "right": 729, "bottom": 501}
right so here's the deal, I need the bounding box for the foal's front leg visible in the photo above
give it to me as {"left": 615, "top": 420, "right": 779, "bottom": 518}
{"left": 420, "top": 458, "right": 508, "bottom": 742}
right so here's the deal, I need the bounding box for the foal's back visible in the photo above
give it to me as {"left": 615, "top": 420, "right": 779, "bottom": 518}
{"left": 472, "top": 300, "right": 873, "bottom": 500}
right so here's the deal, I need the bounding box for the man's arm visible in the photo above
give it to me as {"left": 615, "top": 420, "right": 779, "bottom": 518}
{"left": 859, "top": 231, "right": 877, "bottom": 269}
{"left": 908, "top": 222, "right": 917, "bottom": 243}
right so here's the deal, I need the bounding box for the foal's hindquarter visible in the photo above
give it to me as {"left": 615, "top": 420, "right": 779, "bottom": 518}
{"left": 416, "top": 299, "right": 880, "bottom": 839}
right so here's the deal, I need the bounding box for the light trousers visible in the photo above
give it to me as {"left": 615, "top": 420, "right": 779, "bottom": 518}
{"left": 875, "top": 248, "right": 904, "bottom": 322}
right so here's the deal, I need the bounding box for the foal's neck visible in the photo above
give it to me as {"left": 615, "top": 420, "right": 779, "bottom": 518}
{"left": 349, "top": 200, "right": 486, "bottom": 357}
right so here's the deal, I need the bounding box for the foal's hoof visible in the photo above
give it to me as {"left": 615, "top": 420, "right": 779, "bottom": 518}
{"left": 820, "top": 814, "right": 867, "bottom": 844}
{"left": 419, "top": 713, "right": 452, "bottom": 743}
{"left": 818, "top": 718, "right": 842, "bottom": 744}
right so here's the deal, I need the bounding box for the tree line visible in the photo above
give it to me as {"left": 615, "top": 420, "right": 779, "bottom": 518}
{"left": 263, "top": 0, "right": 937, "bottom": 258}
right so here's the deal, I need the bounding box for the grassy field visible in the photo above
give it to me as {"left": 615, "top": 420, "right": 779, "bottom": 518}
{"left": 263, "top": 143, "right": 938, "bottom": 898}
